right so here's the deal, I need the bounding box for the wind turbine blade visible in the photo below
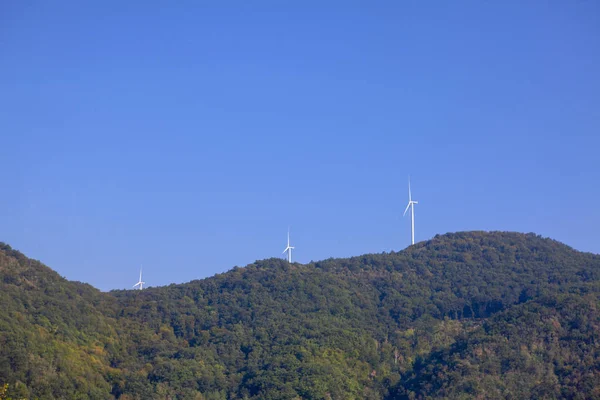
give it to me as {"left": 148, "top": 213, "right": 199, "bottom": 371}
{"left": 408, "top": 178, "right": 412, "bottom": 202}
{"left": 403, "top": 202, "right": 411, "bottom": 216}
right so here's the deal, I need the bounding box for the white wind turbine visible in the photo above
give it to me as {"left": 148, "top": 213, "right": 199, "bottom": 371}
{"left": 282, "top": 228, "right": 295, "bottom": 263}
{"left": 133, "top": 267, "right": 145, "bottom": 290}
{"left": 403, "top": 177, "right": 418, "bottom": 245}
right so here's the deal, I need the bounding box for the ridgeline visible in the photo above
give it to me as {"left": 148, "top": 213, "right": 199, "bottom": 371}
{"left": 1, "top": 232, "right": 599, "bottom": 399}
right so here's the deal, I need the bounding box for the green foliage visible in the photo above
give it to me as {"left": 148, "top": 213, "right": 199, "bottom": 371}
{"left": 1, "top": 232, "right": 600, "bottom": 399}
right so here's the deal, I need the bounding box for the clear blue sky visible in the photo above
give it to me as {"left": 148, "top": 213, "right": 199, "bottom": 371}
{"left": 1, "top": 1, "right": 599, "bottom": 291}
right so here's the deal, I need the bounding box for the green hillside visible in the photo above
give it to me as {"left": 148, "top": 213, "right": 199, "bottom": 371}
{"left": 1, "top": 232, "right": 599, "bottom": 399}
{"left": 0, "top": 243, "right": 118, "bottom": 399}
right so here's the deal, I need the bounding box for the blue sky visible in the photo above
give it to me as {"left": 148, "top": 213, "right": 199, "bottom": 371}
{"left": 1, "top": 1, "right": 599, "bottom": 291}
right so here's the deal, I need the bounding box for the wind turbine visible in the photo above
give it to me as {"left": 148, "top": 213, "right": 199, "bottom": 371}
{"left": 282, "top": 228, "right": 295, "bottom": 263}
{"left": 133, "top": 267, "right": 145, "bottom": 290}
{"left": 403, "top": 177, "right": 418, "bottom": 245}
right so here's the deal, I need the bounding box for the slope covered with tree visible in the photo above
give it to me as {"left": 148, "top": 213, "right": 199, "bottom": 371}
{"left": 0, "top": 243, "right": 120, "bottom": 398}
{"left": 1, "top": 232, "right": 599, "bottom": 399}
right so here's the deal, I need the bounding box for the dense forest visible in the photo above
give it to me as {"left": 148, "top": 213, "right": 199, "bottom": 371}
{"left": 1, "top": 231, "right": 599, "bottom": 399}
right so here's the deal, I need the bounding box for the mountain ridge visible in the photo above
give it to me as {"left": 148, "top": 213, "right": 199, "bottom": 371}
{"left": 1, "top": 231, "right": 599, "bottom": 399}
{"left": 2, "top": 231, "right": 595, "bottom": 293}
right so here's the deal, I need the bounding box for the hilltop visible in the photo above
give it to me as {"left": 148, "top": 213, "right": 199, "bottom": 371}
{"left": 1, "top": 232, "right": 599, "bottom": 399}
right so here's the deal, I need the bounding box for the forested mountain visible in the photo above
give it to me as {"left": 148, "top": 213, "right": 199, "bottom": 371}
{"left": 1, "top": 232, "right": 599, "bottom": 399}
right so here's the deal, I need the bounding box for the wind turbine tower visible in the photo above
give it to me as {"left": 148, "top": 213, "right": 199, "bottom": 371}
{"left": 133, "top": 267, "right": 145, "bottom": 290}
{"left": 403, "top": 177, "right": 419, "bottom": 245}
{"left": 282, "top": 228, "right": 295, "bottom": 263}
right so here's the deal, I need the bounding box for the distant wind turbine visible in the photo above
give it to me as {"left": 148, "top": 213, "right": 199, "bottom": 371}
{"left": 133, "top": 267, "right": 145, "bottom": 290}
{"left": 403, "top": 177, "right": 418, "bottom": 245}
{"left": 282, "top": 228, "right": 295, "bottom": 263}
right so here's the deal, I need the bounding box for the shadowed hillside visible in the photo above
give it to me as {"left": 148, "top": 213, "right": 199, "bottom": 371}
{"left": 1, "top": 232, "right": 599, "bottom": 399}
